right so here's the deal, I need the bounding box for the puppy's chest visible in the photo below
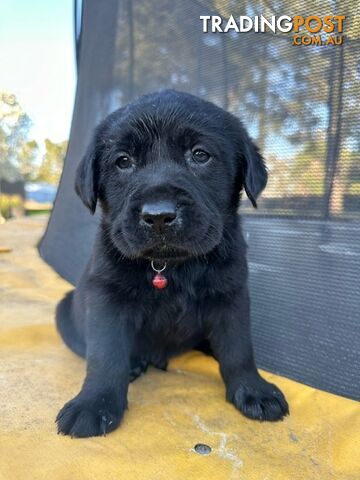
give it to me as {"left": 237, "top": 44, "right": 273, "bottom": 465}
{"left": 140, "top": 292, "right": 202, "bottom": 345}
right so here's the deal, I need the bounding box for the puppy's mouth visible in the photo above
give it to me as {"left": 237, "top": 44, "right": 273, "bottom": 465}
{"left": 140, "top": 244, "right": 191, "bottom": 262}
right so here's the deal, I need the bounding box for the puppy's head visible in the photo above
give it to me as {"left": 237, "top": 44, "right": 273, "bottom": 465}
{"left": 75, "top": 90, "right": 267, "bottom": 261}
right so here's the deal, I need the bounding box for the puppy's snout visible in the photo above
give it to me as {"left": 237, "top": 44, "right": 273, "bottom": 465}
{"left": 140, "top": 201, "right": 177, "bottom": 233}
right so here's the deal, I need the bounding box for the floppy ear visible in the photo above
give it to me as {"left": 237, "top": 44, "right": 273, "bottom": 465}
{"left": 240, "top": 129, "right": 268, "bottom": 208}
{"left": 75, "top": 135, "right": 100, "bottom": 214}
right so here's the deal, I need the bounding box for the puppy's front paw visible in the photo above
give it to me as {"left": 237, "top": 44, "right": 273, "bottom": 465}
{"left": 56, "top": 393, "right": 126, "bottom": 437}
{"left": 231, "top": 378, "right": 289, "bottom": 422}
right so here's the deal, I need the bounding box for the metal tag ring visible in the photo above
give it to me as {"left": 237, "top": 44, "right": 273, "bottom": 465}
{"left": 151, "top": 260, "right": 167, "bottom": 273}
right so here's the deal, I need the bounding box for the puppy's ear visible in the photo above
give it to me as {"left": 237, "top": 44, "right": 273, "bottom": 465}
{"left": 240, "top": 128, "right": 268, "bottom": 208}
{"left": 75, "top": 134, "right": 100, "bottom": 214}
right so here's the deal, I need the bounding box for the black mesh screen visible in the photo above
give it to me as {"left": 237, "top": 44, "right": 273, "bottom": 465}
{"left": 39, "top": 0, "right": 360, "bottom": 399}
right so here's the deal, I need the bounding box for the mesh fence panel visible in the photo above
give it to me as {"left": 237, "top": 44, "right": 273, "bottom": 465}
{"left": 39, "top": 0, "right": 360, "bottom": 399}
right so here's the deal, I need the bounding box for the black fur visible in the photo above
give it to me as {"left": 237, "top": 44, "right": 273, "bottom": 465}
{"left": 56, "top": 90, "right": 288, "bottom": 437}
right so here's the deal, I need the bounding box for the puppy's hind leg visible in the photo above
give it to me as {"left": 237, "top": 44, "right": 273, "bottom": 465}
{"left": 56, "top": 291, "right": 86, "bottom": 358}
{"left": 129, "top": 357, "right": 149, "bottom": 382}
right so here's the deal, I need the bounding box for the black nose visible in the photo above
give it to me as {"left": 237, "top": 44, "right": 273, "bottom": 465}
{"left": 140, "top": 201, "right": 177, "bottom": 233}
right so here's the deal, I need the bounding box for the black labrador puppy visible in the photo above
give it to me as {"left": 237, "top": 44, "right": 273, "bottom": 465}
{"left": 56, "top": 90, "right": 288, "bottom": 437}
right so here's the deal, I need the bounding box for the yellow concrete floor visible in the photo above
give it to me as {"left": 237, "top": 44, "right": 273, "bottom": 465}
{"left": 0, "top": 216, "right": 359, "bottom": 480}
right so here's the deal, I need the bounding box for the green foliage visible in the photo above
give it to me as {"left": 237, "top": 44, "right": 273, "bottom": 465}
{"left": 17, "top": 139, "right": 39, "bottom": 181}
{"left": 0, "top": 92, "right": 33, "bottom": 182}
{"left": 36, "top": 139, "right": 67, "bottom": 185}
{"left": 349, "top": 183, "right": 360, "bottom": 195}
{"left": 290, "top": 141, "right": 326, "bottom": 196}
{"left": 0, "top": 193, "right": 23, "bottom": 219}
{"left": 0, "top": 91, "right": 67, "bottom": 186}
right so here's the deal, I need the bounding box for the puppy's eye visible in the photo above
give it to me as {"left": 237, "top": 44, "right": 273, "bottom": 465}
{"left": 116, "top": 155, "right": 133, "bottom": 170}
{"left": 192, "top": 149, "right": 210, "bottom": 164}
